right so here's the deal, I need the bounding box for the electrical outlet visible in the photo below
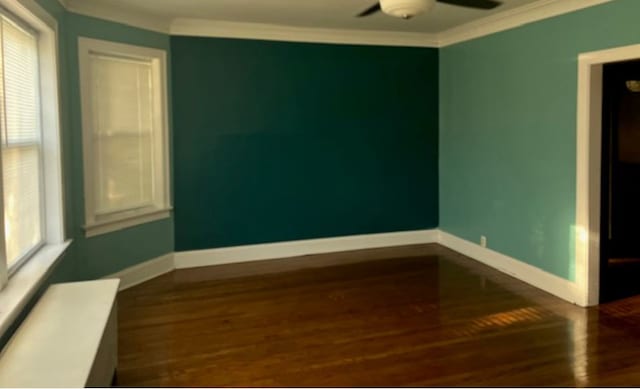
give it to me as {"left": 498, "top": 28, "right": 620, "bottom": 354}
{"left": 480, "top": 236, "right": 487, "bottom": 248}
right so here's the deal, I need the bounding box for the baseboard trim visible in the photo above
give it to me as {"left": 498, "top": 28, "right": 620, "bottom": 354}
{"left": 174, "top": 229, "right": 439, "bottom": 269}
{"left": 437, "top": 231, "right": 583, "bottom": 306}
{"left": 103, "top": 253, "right": 174, "bottom": 291}
{"left": 103, "top": 229, "right": 586, "bottom": 306}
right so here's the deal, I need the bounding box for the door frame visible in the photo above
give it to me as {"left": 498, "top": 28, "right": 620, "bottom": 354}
{"left": 576, "top": 43, "right": 640, "bottom": 306}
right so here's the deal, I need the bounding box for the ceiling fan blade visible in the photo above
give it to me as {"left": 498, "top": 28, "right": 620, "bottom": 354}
{"left": 437, "top": 0, "right": 502, "bottom": 10}
{"left": 357, "top": 3, "right": 382, "bottom": 17}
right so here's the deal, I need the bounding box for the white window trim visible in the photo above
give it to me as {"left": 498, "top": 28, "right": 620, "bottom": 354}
{"left": 0, "top": 241, "right": 70, "bottom": 336}
{"left": 78, "top": 38, "right": 172, "bottom": 238}
{"left": 0, "top": 0, "right": 69, "bottom": 337}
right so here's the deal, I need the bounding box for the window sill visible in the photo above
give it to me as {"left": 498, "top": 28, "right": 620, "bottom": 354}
{"left": 0, "top": 240, "right": 71, "bottom": 338}
{"left": 84, "top": 208, "right": 172, "bottom": 238}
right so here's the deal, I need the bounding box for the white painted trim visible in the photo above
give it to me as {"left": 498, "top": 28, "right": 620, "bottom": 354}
{"left": 8, "top": 0, "right": 68, "bottom": 249}
{"left": 54, "top": 0, "right": 611, "bottom": 48}
{"left": 438, "top": 231, "right": 583, "bottom": 306}
{"left": 437, "top": 0, "right": 613, "bottom": 47}
{"left": 575, "top": 43, "right": 640, "bottom": 307}
{"left": 78, "top": 37, "right": 172, "bottom": 239}
{"left": 26, "top": 1, "right": 67, "bottom": 247}
{"left": 47, "top": 0, "right": 616, "bottom": 48}
{"left": 171, "top": 18, "right": 439, "bottom": 48}
{"left": 0, "top": 0, "right": 66, "bottom": 287}
{"left": 84, "top": 208, "right": 172, "bottom": 238}
{"left": 103, "top": 253, "right": 174, "bottom": 291}
{"left": 99, "top": 228, "right": 588, "bottom": 307}
{"left": 175, "top": 229, "right": 439, "bottom": 269}
{"left": 0, "top": 241, "right": 71, "bottom": 337}
{"left": 65, "top": 0, "right": 170, "bottom": 33}
{"left": 169, "top": 0, "right": 611, "bottom": 47}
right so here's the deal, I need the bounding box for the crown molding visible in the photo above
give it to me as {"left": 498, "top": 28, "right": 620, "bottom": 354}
{"left": 57, "top": 0, "right": 613, "bottom": 48}
{"left": 170, "top": 18, "right": 440, "bottom": 48}
{"left": 437, "top": 0, "right": 614, "bottom": 47}
{"left": 65, "top": 0, "right": 171, "bottom": 34}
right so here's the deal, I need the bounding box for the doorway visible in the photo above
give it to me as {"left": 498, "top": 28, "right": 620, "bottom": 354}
{"left": 600, "top": 59, "right": 640, "bottom": 302}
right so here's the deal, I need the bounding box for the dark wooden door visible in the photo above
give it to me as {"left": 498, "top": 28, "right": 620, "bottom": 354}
{"left": 601, "top": 59, "right": 640, "bottom": 302}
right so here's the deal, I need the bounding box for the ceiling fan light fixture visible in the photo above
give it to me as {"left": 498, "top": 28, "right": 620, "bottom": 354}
{"left": 380, "top": 0, "right": 435, "bottom": 19}
{"left": 627, "top": 80, "right": 640, "bottom": 93}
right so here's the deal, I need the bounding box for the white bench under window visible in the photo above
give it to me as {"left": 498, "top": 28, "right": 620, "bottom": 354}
{"left": 0, "top": 279, "right": 119, "bottom": 387}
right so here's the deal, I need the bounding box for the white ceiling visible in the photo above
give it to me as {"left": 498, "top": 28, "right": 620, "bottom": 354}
{"left": 74, "top": 0, "right": 544, "bottom": 34}
{"left": 64, "top": 0, "right": 612, "bottom": 47}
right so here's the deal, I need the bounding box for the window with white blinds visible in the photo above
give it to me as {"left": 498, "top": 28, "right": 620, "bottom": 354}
{"left": 90, "top": 55, "right": 154, "bottom": 215}
{"left": 0, "top": 15, "right": 44, "bottom": 272}
{"left": 79, "top": 38, "right": 170, "bottom": 237}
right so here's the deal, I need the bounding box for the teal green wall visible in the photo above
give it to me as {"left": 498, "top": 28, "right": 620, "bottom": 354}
{"left": 439, "top": 0, "right": 640, "bottom": 281}
{"left": 14, "top": 0, "right": 638, "bottom": 349}
{"left": 171, "top": 37, "right": 439, "bottom": 251}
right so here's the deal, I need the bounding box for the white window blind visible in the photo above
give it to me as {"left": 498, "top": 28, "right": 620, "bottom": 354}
{"left": 79, "top": 38, "right": 169, "bottom": 237}
{"left": 0, "top": 15, "right": 44, "bottom": 271}
{"left": 89, "top": 54, "right": 155, "bottom": 215}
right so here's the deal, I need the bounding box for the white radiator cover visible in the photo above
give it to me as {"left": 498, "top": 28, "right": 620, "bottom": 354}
{"left": 0, "top": 279, "right": 119, "bottom": 387}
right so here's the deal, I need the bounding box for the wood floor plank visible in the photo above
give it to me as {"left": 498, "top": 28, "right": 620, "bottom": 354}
{"left": 116, "top": 244, "right": 640, "bottom": 387}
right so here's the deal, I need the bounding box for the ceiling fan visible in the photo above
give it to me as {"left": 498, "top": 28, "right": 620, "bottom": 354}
{"left": 357, "top": 0, "right": 502, "bottom": 20}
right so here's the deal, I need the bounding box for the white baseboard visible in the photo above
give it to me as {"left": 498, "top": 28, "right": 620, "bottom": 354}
{"left": 103, "top": 253, "right": 174, "bottom": 291}
{"left": 102, "top": 229, "right": 586, "bottom": 307}
{"left": 437, "top": 231, "right": 584, "bottom": 306}
{"left": 174, "top": 229, "right": 439, "bottom": 269}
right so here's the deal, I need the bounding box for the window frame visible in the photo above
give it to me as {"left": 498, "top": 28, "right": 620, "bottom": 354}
{"left": 78, "top": 37, "right": 171, "bottom": 238}
{"left": 0, "top": 12, "right": 47, "bottom": 275}
{"left": 0, "top": 0, "right": 66, "bottom": 296}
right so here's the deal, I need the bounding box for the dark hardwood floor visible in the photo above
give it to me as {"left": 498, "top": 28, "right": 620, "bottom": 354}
{"left": 116, "top": 244, "right": 640, "bottom": 387}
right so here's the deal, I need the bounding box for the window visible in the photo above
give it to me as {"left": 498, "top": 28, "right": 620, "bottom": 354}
{"left": 78, "top": 38, "right": 170, "bottom": 237}
{"left": 0, "top": 15, "right": 43, "bottom": 272}
{"left": 0, "top": 3, "right": 64, "bottom": 291}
